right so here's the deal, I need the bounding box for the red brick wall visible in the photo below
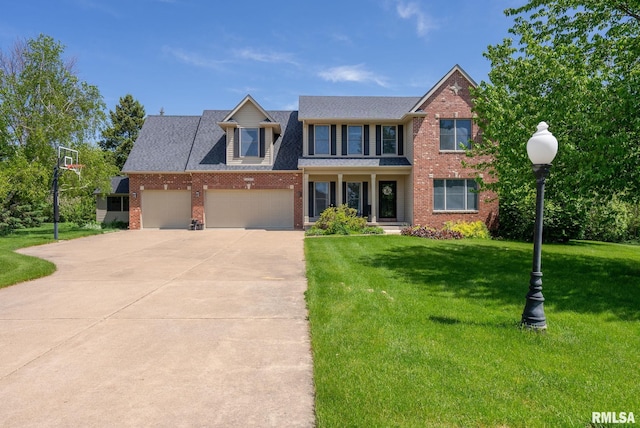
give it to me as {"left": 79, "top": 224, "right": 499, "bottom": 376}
{"left": 412, "top": 70, "right": 499, "bottom": 230}
{"left": 127, "top": 172, "right": 303, "bottom": 229}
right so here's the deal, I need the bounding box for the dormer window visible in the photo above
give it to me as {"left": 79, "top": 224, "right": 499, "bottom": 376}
{"left": 240, "top": 127, "right": 259, "bottom": 157}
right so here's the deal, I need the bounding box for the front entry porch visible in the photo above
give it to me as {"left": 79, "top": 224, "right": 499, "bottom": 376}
{"left": 302, "top": 170, "right": 411, "bottom": 226}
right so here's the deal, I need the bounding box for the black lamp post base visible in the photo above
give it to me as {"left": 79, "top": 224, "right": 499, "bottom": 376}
{"left": 521, "top": 271, "right": 547, "bottom": 329}
{"left": 521, "top": 303, "right": 547, "bottom": 330}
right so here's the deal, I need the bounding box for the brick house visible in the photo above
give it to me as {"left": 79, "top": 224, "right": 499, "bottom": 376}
{"left": 122, "top": 64, "right": 497, "bottom": 230}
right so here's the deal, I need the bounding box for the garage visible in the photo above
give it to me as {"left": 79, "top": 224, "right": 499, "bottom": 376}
{"left": 205, "top": 189, "right": 294, "bottom": 229}
{"left": 141, "top": 190, "right": 191, "bottom": 229}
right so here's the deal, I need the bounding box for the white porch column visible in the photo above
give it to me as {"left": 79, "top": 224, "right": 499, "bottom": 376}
{"left": 370, "top": 173, "right": 377, "bottom": 223}
{"left": 303, "top": 172, "right": 309, "bottom": 223}
{"left": 337, "top": 173, "right": 343, "bottom": 206}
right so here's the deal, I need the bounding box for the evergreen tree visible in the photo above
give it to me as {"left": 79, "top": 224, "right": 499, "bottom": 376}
{"left": 100, "top": 94, "right": 146, "bottom": 170}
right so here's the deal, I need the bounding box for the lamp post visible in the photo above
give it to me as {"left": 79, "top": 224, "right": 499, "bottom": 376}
{"left": 521, "top": 122, "right": 558, "bottom": 330}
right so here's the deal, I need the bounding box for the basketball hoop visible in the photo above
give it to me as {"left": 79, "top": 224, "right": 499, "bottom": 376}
{"left": 62, "top": 164, "right": 84, "bottom": 177}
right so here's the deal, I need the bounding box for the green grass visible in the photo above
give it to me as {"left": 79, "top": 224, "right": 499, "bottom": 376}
{"left": 305, "top": 236, "right": 640, "bottom": 427}
{"left": 0, "top": 223, "right": 108, "bottom": 289}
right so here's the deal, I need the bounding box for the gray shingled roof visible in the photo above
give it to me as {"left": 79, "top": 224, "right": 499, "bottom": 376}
{"left": 298, "top": 96, "right": 420, "bottom": 120}
{"left": 298, "top": 157, "right": 411, "bottom": 168}
{"left": 93, "top": 176, "right": 129, "bottom": 195}
{"left": 123, "top": 110, "right": 301, "bottom": 173}
{"left": 122, "top": 116, "right": 201, "bottom": 172}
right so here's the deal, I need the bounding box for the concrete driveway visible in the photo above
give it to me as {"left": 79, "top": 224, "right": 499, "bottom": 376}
{"left": 0, "top": 230, "right": 314, "bottom": 427}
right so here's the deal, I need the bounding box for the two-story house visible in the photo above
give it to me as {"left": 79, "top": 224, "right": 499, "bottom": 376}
{"left": 122, "top": 65, "right": 497, "bottom": 230}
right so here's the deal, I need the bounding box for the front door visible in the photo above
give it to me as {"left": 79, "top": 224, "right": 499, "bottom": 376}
{"left": 379, "top": 181, "right": 397, "bottom": 221}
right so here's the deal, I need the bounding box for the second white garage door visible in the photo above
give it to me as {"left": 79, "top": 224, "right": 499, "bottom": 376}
{"left": 205, "top": 189, "right": 294, "bottom": 229}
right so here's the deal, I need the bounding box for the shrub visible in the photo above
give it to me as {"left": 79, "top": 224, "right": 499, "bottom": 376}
{"left": 362, "top": 226, "right": 384, "bottom": 235}
{"left": 444, "top": 220, "right": 490, "bottom": 239}
{"left": 0, "top": 202, "right": 47, "bottom": 235}
{"left": 583, "top": 195, "right": 633, "bottom": 242}
{"left": 401, "top": 225, "right": 463, "bottom": 240}
{"left": 59, "top": 196, "right": 95, "bottom": 226}
{"left": 305, "top": 204, "right": 370, "bottom": 236}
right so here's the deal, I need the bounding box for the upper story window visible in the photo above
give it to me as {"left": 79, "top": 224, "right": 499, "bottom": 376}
{"left": 440, "top": 119, "right": 472, "bottom": 151}
{"left": 348, "top": 125, "right": 362, "bottom": 155}
{"left": 240, "top": 128, "right": 259, "bottom": 157}
{"left": 315, "top": 125, "right": 330, "bottom": 155}
{"left": 382, "top": 125, "right": 397, "bottom": 155}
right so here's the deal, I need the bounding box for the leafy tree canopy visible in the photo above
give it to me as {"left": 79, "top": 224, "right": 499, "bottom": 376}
{"left": 100, "top": 94, "right": 145, "bottom": 170}
{"left": 471, "top": 0, "right": 640, "bottom": 240}
{"left": 0, "top": 34, "right": 105, "bottom": 165}
{"left": 0, "top": 34, "right": 112, "bottom": 232}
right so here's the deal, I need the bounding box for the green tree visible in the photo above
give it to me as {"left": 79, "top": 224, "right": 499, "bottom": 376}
{"left": 0, "top": 34, "right": 106, "bottom": 232}
{"left": 100, "top": 94, "right": 145, "bottom": 170}
{"left": 471, "top": 1, "right": 640, "bottom": 241}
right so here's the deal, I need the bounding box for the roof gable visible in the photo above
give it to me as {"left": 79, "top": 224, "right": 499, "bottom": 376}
{"left": 222, "top": 94, "right": 277, "bottom": 124}
{"left": 410, "top": 64, "right": 477, "bottom": 113}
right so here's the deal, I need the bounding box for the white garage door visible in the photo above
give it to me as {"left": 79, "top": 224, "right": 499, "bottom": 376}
{"left": 205, "top": 189, "right": 294, "bottom": 229}
{"left": 141, "top": 190, "right": 191, "bottom": 229}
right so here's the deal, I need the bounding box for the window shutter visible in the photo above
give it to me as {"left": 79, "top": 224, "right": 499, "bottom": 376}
{"left": 330, "top": 182, "right": 336, "bottom": 207}
{"left": 341, "top": 125, "right": 348, "bottom": 155}
{"left": 342, "top": 182, "right": 347, "bottom": 204}
{"left": 398, "top": 125, "right": 404, "bottom": 156}
{"left": 259, "top": 128, "right": 266, "bottom": 158}
{"left": 308, "top": 124, "right": 314, "bottom": 156}
{"left": 330, "top": 125, "right": 337, "bottom": 156}
{"left": 309, "top": 181, "right": 314, "bottom": 217}
{"left": 233, "top": 128, "right": 239, "bottom": 158}
{"left": 363, "top": 125, "right": 370, "bottom": 156}
{"left": 363, "top": 182, "right": 369, "bottom": 217}
{"left": 376, "top": 125, "right": 382, "bottom": 156}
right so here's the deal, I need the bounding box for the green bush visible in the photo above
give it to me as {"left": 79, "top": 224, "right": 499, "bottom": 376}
{"left": 444, "top": 220, "right": 490, "bottom": 239}
{"left": 497, "top": 194, "right": 585, "bottom": 243}
{"left": 305, "top": 205, "right": 370, "bottom": 236}
{"left": 0, "top": 202, "right": 47, "bottom": 235}
{"left": 401, "top": 225, "right": 463, "bottom": 240}
{"left": 58, "top": 196, "right": 95, "bottom": 226}
{"left": 583, "top": 196, "right": 634, "bottom": 242}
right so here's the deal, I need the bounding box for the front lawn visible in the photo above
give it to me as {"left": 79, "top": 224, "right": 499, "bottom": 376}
{"left": 305, "top": 236, "right": 640, "bottom": 427}
{"left": 0, "top": 223, "right": 108, "bottom": 289}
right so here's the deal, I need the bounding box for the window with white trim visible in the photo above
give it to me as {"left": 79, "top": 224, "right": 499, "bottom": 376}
{"left": 382, "top": 125, "right": 397, "bottom": 155}
{"left": 240, "top": 128, "right": 259, "bottom": 157}
{"left": 315, "top": 125, "right": 330, "bottom": 155}
{"left": 433, "top": 179, "right": 478, "bottom": 211}
{"left": 348, "top": 125, "right": 362, "bottom": 155}
{"left": 439, "top": 119, "right": 472, "bottom": 151}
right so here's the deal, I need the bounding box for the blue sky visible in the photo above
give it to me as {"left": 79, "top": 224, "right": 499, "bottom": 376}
{"left": 1, "top": 0, "right": 520, "bottom": 116}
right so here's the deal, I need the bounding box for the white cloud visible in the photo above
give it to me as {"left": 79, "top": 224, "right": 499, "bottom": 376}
{"left": 395, "top": 1, "right": 435, "bottom": 37}
{"left": 234, "top": 48, "right": 298, "bottom": 65}
{"left": 318, "top": 64, "right": 389, "bottom": 87}
{"left": 163, "top": 46, "right": 228, "bottom": 70}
